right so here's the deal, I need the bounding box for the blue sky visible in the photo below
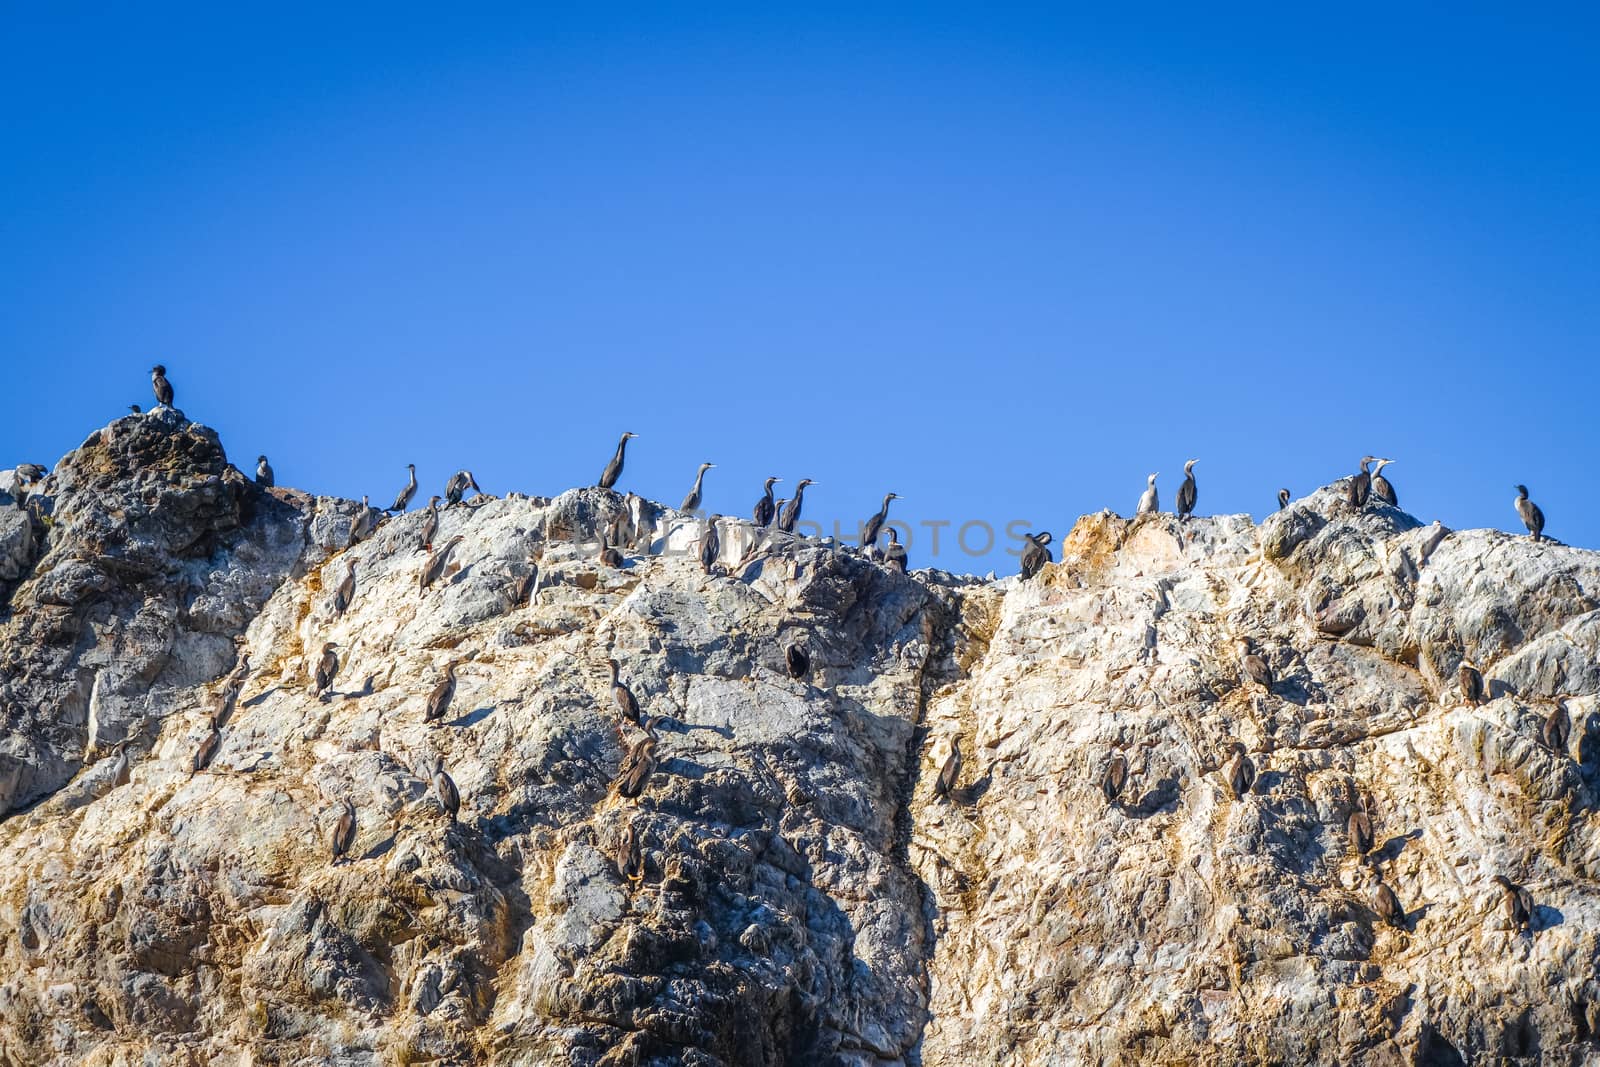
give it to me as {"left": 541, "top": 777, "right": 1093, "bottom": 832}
{"left": 3, "top": 5, "right": 1596, "bottom": 573}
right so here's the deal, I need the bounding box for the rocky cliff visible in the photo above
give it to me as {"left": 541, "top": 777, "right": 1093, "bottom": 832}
{"left": 0, "top": 410, "right": 1597, "bottom": 1066}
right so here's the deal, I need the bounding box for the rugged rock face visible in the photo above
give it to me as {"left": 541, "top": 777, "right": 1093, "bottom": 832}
{"left": 0, "top": 412, "right": 1597, "bottom": 1065}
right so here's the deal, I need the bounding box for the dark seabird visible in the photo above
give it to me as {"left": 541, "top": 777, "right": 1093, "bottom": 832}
{"left": 1136, "top": 473, "right": 1159, "bottom": 516}
{"left": 424, "top": 660, "right": 460, "bottom": 726}
{"left": 151, "top": 365, "right": 174, "bottom": 407}
{"left": 883, "top": 528, "right": 908, "bottom": 574}
{"left": 932, "top": 737, "right": 962, "bottom": 800}
{"left": 510, "top": 560, "right": 538, "bottom": 608}
{"left": 433, "top": 765, "right": 460, "bottom": 822}
{"left": 1020, "top": 532, "right": 1053, "bottom": 580}
{"left": 599, "top": 531, "right": 624, "bottom": 569}
{"left": 753, "top": 477, "right": 781, "bottom": 527}
{"left": 680, "top": 463, "right": 715, "bottom": 513}
{"left": 861, "top": 492, "right": 900, "bottom": 552}
{"left": 1371, "top": 459, "right": 1397, "bottom": 507}
{"left": 1458, "top": 659, "right": 1486, "bottom": 707}
{"left": 419, "top": 496, "right": 441, "bottom": 552}
{"left": 617, "top": 734, "right": 659, "bottom": 800}
{"left": 598, "top": 432, "right": 637, "bottom": 490}
{"left": 256, "top": 455, "right": 275, "bottom": 488}
{"left": 313, "top": 642, "right": 339, "bottom": 698}
{"left": 420, "top": 535, "right": 463, "bottom": 591}
{"left": 786, "top": 642, "right": 810, "bottom": 680}
{"left": 192, "top": 723, "right": 221, "bottom": 775}
{"left": 609, "top": 659, "right": 641, "bottom": 726}
{"left": 1277, "top": 488, "right": 1290, "bottom": 510}
{"left": 389, "top": 464, "right": 418, "bottom": 513}
{"left": 1176, "top": 460, "right": 1198, "bottom": 520}
{"left": 1542, "top": 702, "right": 1571, "bottom": 755}
{"left": 331, "top": 559, "right": 357, "bottom": 617}
{"left": 1101, "top": 750, "right": 1128, "bottom": 805}
{"left": 1347, "top": 456, "right": 1375, "bottom": 508}
{"left": 1348, "top": 803, "right": 1374, "bottom": 857}
{"left": 1237, "top": 639, "right": 1272, "bottom": 692}
{"left": 698, "top": 515, "right": 721, "bottom": 574}
{"left": 445, "top": 470, "right": 481, "bottom": 507}
{"left": 330, "top": 799, "right": 356, "bottom": 863}
{"left": 1372, "top": 877, "right": 1405, "bottom": 928}
{"left": 128, "top": 404, "right": 142, "bottom": 414}
{"left": 777, "top": 479, "right": 815, "bottom": 534}
{"left": 1222, "top": 742, "right": 1255, "bottom": 798}
{"left": 1492, "top": 875, "right": 1534, "bottom": 934}
{"left": 1514, "top": 485, "right": 1545, "bottom": 542}
{"left": 616, "top": 820, "right": 643, "bottom": 881}
{"left": 351, "top": 496, "right": 376, "bottom": 542}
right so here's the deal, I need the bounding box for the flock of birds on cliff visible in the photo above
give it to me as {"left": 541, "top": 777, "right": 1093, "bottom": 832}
{"left": 7, "top": 365, "right": 1562, "bottom": 936}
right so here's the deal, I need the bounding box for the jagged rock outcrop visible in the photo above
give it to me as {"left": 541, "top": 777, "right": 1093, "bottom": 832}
{"left": 0, "top": 412, "right": 1596, "bottom": 1065}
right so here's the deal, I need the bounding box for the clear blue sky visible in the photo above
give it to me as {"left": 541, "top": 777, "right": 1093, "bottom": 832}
{"left": 3, "top": 5, "right": 1596, "bottom": 573}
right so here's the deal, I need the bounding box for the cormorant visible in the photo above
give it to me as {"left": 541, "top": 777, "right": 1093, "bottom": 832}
{"left": 1371, "top": 459, "right": 1397, "bottom": 507}
{"left": 1277, "top": 488, "right": 1290, "bottom": 510}
{"left": 256, "top": 455, "right": 275, "bottom": 488}
{"left": 1372, "top": 877, "right": 1404, "bottom": 928}
{"left": 599, "top": 531, "right": 624, "bottom": 569}
{"left": 698, "top": 515, "right": 721, "bottom": 574}
{"left": 1136, "top": 473, "right": 1159, "bottom": 516}
{"left": 192, "top": 724, "right": 221, "bottom": 775}
{"left": 1459, "top": 659, "right": 1486, "bottom": 706}
{"left": 932, "top": 737, "right": 962, "bottom": 801}
{"left": 424, "top": 660, "right": 460, "bottom": 726}
{"left": 777, "top": 479, "right": 814, "bottom": 533}
{"left": 389, "top": 464, "right": 418, "bottom": 513}
{"left": 1222, "top": 742, "right": 1255, "bottom": 798}
{"left": 1101, "top": 750, "right": 1128, "bottom": 805}
{"left": 680, "top": 463, "right": 715, "bottom": 513}
{"left": 330, "top": 799, "right": 356, "bottom": 863}
{"left": 861, "top": 493, "right": 899, "bottom": 552}
{"left": 151, "top": 365, "right": 174, "bottom": 407}
{"left": 753, "top": 477, "right": 781, "bottom": 527}
{"left": 332, "top": 559, "right": 356, "bottom": 616}
{"left": 598, "top": 432, "right": 637, "bottom": 490}
{"left": 617, "top": 734, "right": 659, "bottom": 799}
{"left": 1514, "top": 485, "right": 1545, "bottom": 542}
{"left": 419, "top": 496, "right": 441, "bottom": 552}
{"left": 510, "top": 561, "right": 538, "bottom": 607}
{"left": 1020, "top": 532, "right": 1053, "bottom": 580}
{"left": 1348, "top": 802, "right": 1374, "bottom": 857}
{"left": 785, "top": 642, "right": 810, "bottom": 680}
{"left": 350, "top": 496, "right": 376, "bottom": 542}
{"left": 313, "top": 642, "right": 339, "bottom": 698}
{"left": 883, "top": 528, "right": 908, "bottom": 574}
{"left": 420, "top": 535, "right": 463, "bottom": 591}
{"left": 1347, "top": 456, "right": 1375, "bottom": 507}
{"left": 1543, "top": 703, "right": 1571, "bottom": 755}
{"left": 1492, "top": 875, "right": 1534, "bottom": 934}
{"left": 433, "top": 765, "right": 460, "bottom": 822}
{"left": 445, "top": 470, "right": 481, "bottom": 507}
{"left": 616, "top": 820, "right": 643, "bottom": 881}
{"left": 1237, "top": 639, "right": 1272, "bottom": 691}
{"left": 1176, "top": 460, "right": 1198, "bottom": 520}
{"left": 609, "top": 659, "right": 641, "bottom": 726}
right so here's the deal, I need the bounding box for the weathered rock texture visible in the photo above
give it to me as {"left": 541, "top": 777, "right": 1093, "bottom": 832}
{"left": 0, "top": 412, "right": 1597, "bottom": 1065}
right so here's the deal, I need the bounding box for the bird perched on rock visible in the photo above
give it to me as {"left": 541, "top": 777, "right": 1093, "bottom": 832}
{"left": 350, "top": 496, "right": 376, "bottom": 543}
{"left": 598, "top": 432, "right": 637, "bottom": 490}
{"left": 932, "top": 737, "right": 962, "bottom": 801}
{"left": 1492, "top": 875, "right": 1535, "bottom": 935}
{"left": 424, "top": 660, "right": 460, "bottom": 726}
{"left": 1136, "top": 473, "right": 1159, "bottom": 516}
{"left": 445, "top": 470, "right": 481, "bottom": 507}
{"left": 1020, "top": 532, "right": 1053, "bottom": 580}
{"left": 616, "top": 729, "right": 659, "bottom": 800}
{"left": 329, "top": 799, "right": 356, "bottom": 863}
{"left": 1277, "top": 488, "right": 1290, "bottom": 510}
{"left": 1237, "top": 639, "right": 1273, "bottom": 692}
{"left": 420, "top": 535, "right": 463, "bottom": 591}
{"left": 1347, "top": 456, "right": 1375, "bottom": 508}
{"left": 1458, "top": 659, "right": 1486, "bottom": 707}
{"left": 1347, "top": 797, "right": 1374, "bottom": 857}
{"left": 1176, "top": 460, "right": 1198, "bottom": 520}
{"left": 128, "top": 404, "right": 142, "bottom": 414}
{"left": 1542, "top": 702, "right": 1571, "bottom": 755}
{"left": 616, "top": 820, "right": 643, "bottom": 880}
{"left": 680, "top": 462, "right": 715, "bottom": 513}
{"left": 151, "top": 365, "right": 174, "bottom": 408}
{"left": 753, "top": 477, "right": 781, "bottom": 527}
{"left": 418, "top": 496, "right": 441, "bottom": 553}
{"left": 256, "top": 455, "right": 275, "bottom": 487}
{"left": 608, "top": 659, "right": 641, "bottom": 727}
{"left": 432, "top": 764, "right": 460, "bottom": 822}
{"left": 883, "top": 528, "right": 908, "bottom": 574}
{"left": 1514, "top": 485, "right": 1545, "bottom": 542}
{"left": 1371, "top": 875, "right": 1405, "bottom": 928}
{"left": 599, "top": 530, "right": 624, "bottom": 569}
{"left": 191, "top": 723, "right": 221, "bottom": 775}
{"left": 1100, "top": 749, "right": 1128, "bottom": 806}
{"left": 331, "top": 559, "right": 357, "bottom": 617}
{"left": 510, "top": 559, "right": 539, "bottom": 608}
{"left": 861, "top": 493, "right": 899, "bottom": 553}
{"left": 698, "top": 515, "right": 721, "bottom": 574}
{"left": 388, "top": 464, "right": 418, "bottom": 514}
{"left": 1371, "top": 459, "right": 1397, "bottom": 506}
{"left": 1222, "top": 742, "right": 1255, "bottom": 798}
{"left": 785, "top": 642, "right": 810, "bottom": 681}
{"left": 777, "top": 479, "right": 815, "bottom": 534}
{"left": 312, "top": 642, "right": 339, "bottom": 699}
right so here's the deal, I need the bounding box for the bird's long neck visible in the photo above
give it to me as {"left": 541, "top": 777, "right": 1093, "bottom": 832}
{"left": 693, "top": 468, "right": 708, "bottom": 493}
{"left": 613, "top": 437, "right": 630, "bottom": 465}
{"left": 762, "top": 480, "right": 776, "bottom": 503}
